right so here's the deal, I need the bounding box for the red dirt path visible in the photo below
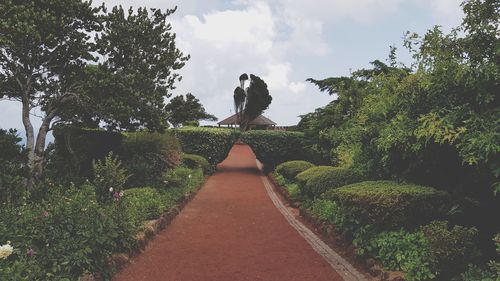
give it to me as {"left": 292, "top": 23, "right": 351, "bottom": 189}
{"left": 113, "top": 144, "right": 343, "bottom": 281}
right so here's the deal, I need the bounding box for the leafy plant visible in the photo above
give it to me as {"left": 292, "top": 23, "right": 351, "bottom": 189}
{"left": 92, "top": 152, "right": 130, "bottom": 203}
{"left": 370, "top": 230, "right": 435, "bottom": 281}
{"left": 182, "top": 154, "right": 210, "bottom": 174}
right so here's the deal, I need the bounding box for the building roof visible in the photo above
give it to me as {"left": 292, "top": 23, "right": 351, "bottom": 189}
{"left": 218, "top": 114, "right": 277, "bottom": 126}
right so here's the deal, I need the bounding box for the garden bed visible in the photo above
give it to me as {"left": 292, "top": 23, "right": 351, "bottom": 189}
{"left": 267, "top": 173, "right": 405, "bottom": 281}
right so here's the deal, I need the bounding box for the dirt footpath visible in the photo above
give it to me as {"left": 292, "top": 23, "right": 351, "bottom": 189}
{"left": 113, "top": 144, "right": 343, "bottom": 281}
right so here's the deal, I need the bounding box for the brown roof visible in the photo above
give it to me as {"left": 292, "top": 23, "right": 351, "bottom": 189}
{"left": 218, "top": 114, "right": 277, "bottom": 126}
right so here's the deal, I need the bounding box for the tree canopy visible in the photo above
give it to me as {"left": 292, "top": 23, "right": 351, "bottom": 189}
{"left": 0, "top": 1, "right": 189, "bottom": 184}
{"left": 165, "top": 93, "right": 217, "bottom": 127}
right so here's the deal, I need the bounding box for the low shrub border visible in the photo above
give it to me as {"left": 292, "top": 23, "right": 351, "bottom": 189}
{"left": 82, "top": 172, "right": 208, "bottom": 281}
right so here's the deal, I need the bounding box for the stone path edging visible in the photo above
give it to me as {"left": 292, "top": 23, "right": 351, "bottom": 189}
{"left": 258, "top": 161, "right": 368, "bottom": 281}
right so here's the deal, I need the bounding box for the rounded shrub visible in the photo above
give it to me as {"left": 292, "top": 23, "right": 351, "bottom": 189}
{"left": 324, "top": 180, "right": 450, "bottom": 229}
{"left": 181, "top": 153, "right": 210, "bottom": 174}
{"left": 296, "top": 166, "right": 335, "bottom": 197}
{"left": 275, "top": 160, "right": 315, "bottom": 182}
{"left": 302, "top": 167, "right": 364, "bottom": 199}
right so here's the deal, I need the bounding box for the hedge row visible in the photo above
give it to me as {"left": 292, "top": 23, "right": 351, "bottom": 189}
{"left": 324, "top": 180, "right": 450, "bottom": 230}
{"left": 174, "top": 127, "right": 240, "bottom": 171}
{"left": 241, "top": 130, "right": 306, "bottom": 171}
{"left": 50, "top": 127, "right": 181, "bottom": 187}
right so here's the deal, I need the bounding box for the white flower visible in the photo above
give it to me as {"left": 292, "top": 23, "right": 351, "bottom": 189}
{"left": 109, "top": 187, "right": 113, "bottom": 192}
{"left": 119, "top": 191, "right": 124, "bottom": 197}
{"left": 188, "top": 174, "right": 192, "bottom": 179}
{"left": 0, "top": 244, "right": 13, "bottom": 259}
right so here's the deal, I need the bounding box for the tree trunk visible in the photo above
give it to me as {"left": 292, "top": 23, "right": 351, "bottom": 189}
{"left": 33, "top": 118, "right": 51, "bottom": 184}
{"left": 21, "top": 95, "right": 36, "bottom": 189}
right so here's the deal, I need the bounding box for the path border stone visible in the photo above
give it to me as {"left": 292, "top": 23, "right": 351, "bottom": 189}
{"left": 258, "top": 160, "right": 368, "bottom": 281}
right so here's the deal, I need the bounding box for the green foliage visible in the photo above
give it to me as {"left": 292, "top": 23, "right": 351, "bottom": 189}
{"left": 50, "top": 126, "right": 124, "bottom": 183}
{"left": 325, "top": 181, "right": 450, "bottom": 229}
{"left": 0, "top": 129, "right": 27, "bottom": 204}
{"left": 370, "top": 230, "right": 435, "bottom": 281}
{"left": 50, "top": 127, "right": 182, "bottom": 187}
{"left": 301, "top": 167, "right": 364, "bottom": 199}
{"left": 162, "top": 167, "right": 195, "bottom": 189}
{"left": 122, "top": 187, "right": 165, "bottom": 221}
{"left": 182, "top": 154, "right": 210, "bottom": 174}
{"left": 64, "top": 6, "right": 190, "bottom": 131}
{"left": 275, "top": 160, "right": 315, "bottom": 182}
{"left": 421, "top": 221, "right": 480, "bottom": 279}
{"left": 174, "top": 127, "right": 240, "bottom": 169}
{"left": 241, "top": 130, "right": 306, "bottom": 171}
{"left": 456, "top": 264, "right": 498, "bottom": 281}
{"left": 92, "top": 152, "right": 130, "bottom": 203}
{"left": 0, "top": 185, "right": 138, "bottom": 280}
{"left": 121, "top": 131, "right": 181, "bottom": 187}
{"left": 165, "top": 93, "right": 217, "bottom": 127}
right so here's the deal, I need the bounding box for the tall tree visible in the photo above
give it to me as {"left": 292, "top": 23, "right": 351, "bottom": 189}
{"left": 0, "top": 0, "right": 102, "bottom": 186}
{"left": 0, "top": 2, "right": 189, "bottom": 186}
{"left": 165, "top": 93, "right": 217, "bottom": 127}
{"left": 233, "top": 73, "right": 272, "bottom": 131}
{"left": 59, "top": 6, "right": 190, "bottom": 131}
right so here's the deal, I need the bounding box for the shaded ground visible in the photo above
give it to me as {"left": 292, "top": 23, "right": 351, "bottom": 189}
{"left": 113, "top": 144, "right": 343, "bottom": 281}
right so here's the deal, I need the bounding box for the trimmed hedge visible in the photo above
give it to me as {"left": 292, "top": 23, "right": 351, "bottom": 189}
{"left": 275, "top": 160, "right": 315, "bottom": 183}
{"left": 50, "top": 126, "right": 123, "bottom": 183}
{"left": 301, "top": 167, "right": 364, "bottom": 199}
{"left": 296, "top": 166, "right": 336, "bottom": 186}
{"left": 50, "top": 127, "right": 181, "bottom": 187}
{"left": 174, "top": 127, "right": 240, "bottom": 170}
{"left": 121, "top": 132, "right": 181, "bottom": 187}
{"left": 241, "top": 130, "right": 306, "bottom": 171}
{"left": 181, "top": 153, "right": 210, "bottom": 174}
{"left": 324, "top": 180, "right": 450, "bottom": 229}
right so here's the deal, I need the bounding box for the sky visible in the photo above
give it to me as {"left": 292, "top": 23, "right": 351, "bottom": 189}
{"left": 0, "top": 0, "right": 465, "bottom": 143}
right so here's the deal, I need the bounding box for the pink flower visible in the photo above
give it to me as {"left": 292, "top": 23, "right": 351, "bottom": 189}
{"left": 42, "top": 211, "right": 49, "bottom": 218}
{"left": 26, "top": 248, "right": 36, "bottom": 257}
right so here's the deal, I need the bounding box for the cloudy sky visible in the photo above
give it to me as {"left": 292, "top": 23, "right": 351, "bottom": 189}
{"left": 0, "top": 0, "right": 464, "bottom": 142}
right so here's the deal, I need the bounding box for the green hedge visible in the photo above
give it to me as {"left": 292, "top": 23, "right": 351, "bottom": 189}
{"left": 324, "top": 180, "right": 450, "bottom": 229}
{"left": 296, "top": 166, "right": 335, "bottom": 186}
{"left": 121, "top": 132, "right": 181, "bottom": 187}
{"left": 275, "top": 160, "right": 315, "bottom": 183}
{"left": 50, "top": 127, "right": 181, "bottom": 187}
{"left": 50, "top": 126, "right": 123, "bottom": 183}
{"left": 181, "top": 153, "right": 210, "bottom": 174}
{"left": 174, "top": 127, "right": 240, "bottom": 170}
{"left": 241, "top": 130, "right": 306, "bottom": 171}
{"left": 300, "top": 167, "right": 364, "bottom": 199}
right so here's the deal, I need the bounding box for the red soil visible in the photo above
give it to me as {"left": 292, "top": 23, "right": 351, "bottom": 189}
{"left": 113, "top": 144, "right": 343, "bottom": 281}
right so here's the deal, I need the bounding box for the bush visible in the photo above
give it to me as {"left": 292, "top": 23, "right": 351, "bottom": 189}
{"left": 0, "top": 129, "right": 26, "bottom": 204}
{"left": 51, "top": 127, "right": 182, "bottom": 187}
{"left": 275, "top": 160, "right": 315, "bottom": 182}
{"left": 92, "top": 152, "right": 130, "bottom": 203}
{"left": 241, "top": 130, "right": 306, "bottom": 171}
{"left": 324, "top": 180, "right": 450, "bottom": 229}
{"left": 50, "top": 126, "right": 123, "bottom": 183}
{"left": 421, "top": 220, "right": 480, "bottom": 279}
{"left": 0, "top": 185, "right": 139, "bottom": 280}
{"left": 174, "top": 127, "right": 240, "bottom": 170}
{"left": 121, "top": 131, "right": 181, "bottom": 187}
{"left": 300, "top": 167, "right": 364, "bottom": 199}
{"left": 122, "top": 187, "right": 165, "bottom": 221}
{"left": 370, "top": 230, "right": 435, "bottom": 281}
{"left": 182, "top": 154, "right": 210, "bottom": 174}
{"left": 296, "top": 166, "right": 336, "bottom": 186}
{"left": 162, "top": 167, "right": 204, "bottom": 191}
